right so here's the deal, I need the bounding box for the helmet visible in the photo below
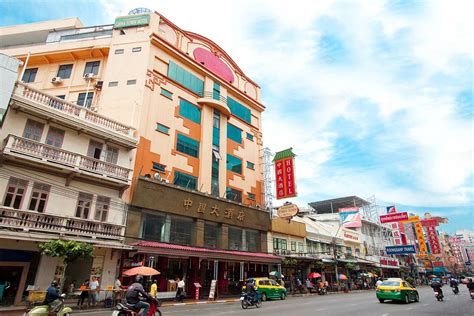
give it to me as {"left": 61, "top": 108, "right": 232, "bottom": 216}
{"left": 51, "top": 280, "right": 59, "bottom": 287}
{"left": 135, "top": 275, "right": 144, "bottom": 284}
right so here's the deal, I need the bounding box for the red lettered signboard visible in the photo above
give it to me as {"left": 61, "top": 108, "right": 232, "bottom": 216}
{"left": 379, "top": 212, "right": 408, "bottom": 223}
{"left": 275, "top": 157, "right": 297, "bottom": 199}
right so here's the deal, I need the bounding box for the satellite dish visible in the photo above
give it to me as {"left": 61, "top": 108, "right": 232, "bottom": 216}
{"left": 128, "top": 8, "right": 152, "bottom": 15}
{"left": 153, "top": 172, "right": 162, "bottom": 181}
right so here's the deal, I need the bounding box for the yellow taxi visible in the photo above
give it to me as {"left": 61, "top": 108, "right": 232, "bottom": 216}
{"left": 376, "top": 278, "right": 419, "bottom": 304}
{"left": 242, "top": 278, "right": 287, "bottom": 301}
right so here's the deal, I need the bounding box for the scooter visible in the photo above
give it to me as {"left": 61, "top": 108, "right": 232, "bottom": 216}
{"left": 25, "top": 294, "right": 72, "bottom": 316}
{"left": 434, "top": 291, "right": 443, "bottom": 301}
{"left": 240, "top": 291, "right": 261, "bottom": 309}
{"left": 317, "top": 287, "right": 327, "bottom": 295}
{"left": 469, "top": 288, "right": 474, "bottom": 300}
{"left": 452, "top": 285, "right": 459, "bottom": 295}
{"left": 113, "top": 297, "right": 161, "bottom": 316}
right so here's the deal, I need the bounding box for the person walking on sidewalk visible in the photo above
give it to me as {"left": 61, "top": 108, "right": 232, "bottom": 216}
{"left": 77, "top": 279, "right": 89, "bottom": 308}
{"left": 89, "top": 276, "right": 99, "bottom": 306}
{"left": 176, "top": 277, "right": 185, "bottom": 302}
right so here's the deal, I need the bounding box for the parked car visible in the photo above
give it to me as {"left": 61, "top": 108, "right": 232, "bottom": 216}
{"left": 376, "top": 278, "right": 419, "bottom": 304}
{"left": 242, "top": 278, "right": 287, "bottom": 301}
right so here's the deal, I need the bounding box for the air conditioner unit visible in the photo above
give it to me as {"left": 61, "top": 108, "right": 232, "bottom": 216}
{"left": 153, "top": 172, "right": 162, "bottom": 181}
{"left": 162, "top": 179, "right": 169, "bottom": 183}
{"left": 83, "top": 73, "right": 95, "bottom": 79}
{"left": 94, "top": 80, "right": 103, "bottom": 90}
{"left": 89, "top": 107, "right": 98, "bottom": 113}
{"left": 51, "top": 77, "right": 63, "bottom": 84}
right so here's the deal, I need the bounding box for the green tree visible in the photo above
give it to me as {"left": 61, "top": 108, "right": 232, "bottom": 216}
{"left": 39, "top": 240, "right": 94, "bottom": 288}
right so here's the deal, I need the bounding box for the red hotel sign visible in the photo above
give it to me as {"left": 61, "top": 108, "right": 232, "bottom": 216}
{"left": 379, "top": 212, "right": 408, "bottom": 223}
{"left": 380, "top": 258, "right": 399, "bottom": 267}
{"left": 275, "top": 157, "right": 297, "bottom": 199}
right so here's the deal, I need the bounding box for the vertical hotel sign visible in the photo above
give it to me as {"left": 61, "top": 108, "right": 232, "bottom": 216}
{"left": 273, "top": 148, "right": 297, "bottom": 199}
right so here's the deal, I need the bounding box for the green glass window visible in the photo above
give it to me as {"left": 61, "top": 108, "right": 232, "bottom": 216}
{"left": 291, "top": 241, "right": 296, "bottom": 251}
{"left": 173, "top": 171, "right": 197, "bottom": 190}
{"left": 160, "top": 88, "right": 173, "bottom": 99}
{"left": 179, "top": 99, "right": 201, "bottom": 124}
{"left": 177, "top": 134, "right": 199, "bottom": 158}
{"left": 227, "top": 123, "right": 242, "bottom": 143}
{"left": 227, "top": 96, "right": 251, "bottom": 124}
{"left": 226, "top": 154, "right": 242, "bottom": 174}
{"left": 213, "top": 110, "right": 220, "bottom": 147}
{"left": 152, "top": 162, "right": 166, "bottom": 172}
{"left": 226, "top": 187, "right": 242, "bottom": 203}
{"left": 248, "top": 192, "right": 255, "bottom": 200}
{"left": 246, "top": 133, "right": 254, "bottom": 141}
{"left": 213, "top": 82, "right": 220, "bottom": 100}
{"left": 168, "top": 61, "right": 204, "bottom": 96}
{"left": 247, "top": 161, "right": 255, "bottom": 169}
{"left": 156, "top": 123, "right": 169, "bottom": 134}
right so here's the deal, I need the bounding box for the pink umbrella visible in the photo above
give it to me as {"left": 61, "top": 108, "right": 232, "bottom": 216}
{"left": 338, "top": 274, "right": 348, "bottom": 280}
{"left": 308, "top": 272, "right": 322, "bottom": 279}
{"left": 123, "top": 266, "right": 160, "bottom": 276}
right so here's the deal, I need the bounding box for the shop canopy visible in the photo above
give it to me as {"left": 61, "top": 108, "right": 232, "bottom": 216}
{"left": 131, "top": 241, "right": 282, "bottom": 263}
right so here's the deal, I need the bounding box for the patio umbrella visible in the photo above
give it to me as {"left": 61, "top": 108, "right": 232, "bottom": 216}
{"left": 123, "top": 266, "right": 160, "bottom": 276}
{"left": 428, "top": 275, "right": 437, "bottom": 278}
{"left": 338, "top": 274, "right": 348, "bottom": 280}
{"left": 269, "top": 271, "right": 282, "bottom": 278}
{"left": 308, "top": 272, "right": 322, "bottom": 279}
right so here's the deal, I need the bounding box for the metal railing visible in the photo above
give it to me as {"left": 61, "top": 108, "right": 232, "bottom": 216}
{"left": 0, "top": 206, "right": 124, "bottom": 240}
{"left": 14, "top": 82, "right": 135, "bottom": 137}
{"left": 202, "top": 91, "right": 227, "bottom": 104}
{"left": 3, "top": 135, "right": 131, "bottom": 182}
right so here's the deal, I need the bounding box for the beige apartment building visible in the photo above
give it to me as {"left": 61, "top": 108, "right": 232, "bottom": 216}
{"left": 0, "top": 9, "right": 273, "bottom": 302}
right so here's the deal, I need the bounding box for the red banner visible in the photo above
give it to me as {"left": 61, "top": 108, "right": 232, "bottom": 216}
{"left": 421, "top": 219, "right": 438, "bottom": 227}
{"left": 275, "top": 157, "right": 297, "bottom": 199}
{"left": 433, "top": 261, "right": 444, "bottom": 267}
{"left": 380, "top": 212, "right": 408, "bottom": 223}
{"left": 426, "top": 225, "right": 441, "bottom": 254}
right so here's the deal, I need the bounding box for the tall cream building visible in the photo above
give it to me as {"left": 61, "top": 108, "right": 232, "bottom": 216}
{"left": 0, "top": 9, "right": 273, "bottom": 303}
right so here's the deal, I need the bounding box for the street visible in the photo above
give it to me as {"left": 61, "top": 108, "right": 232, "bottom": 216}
{"left": 75, "top": 286, "right": 473, "bottom": 316}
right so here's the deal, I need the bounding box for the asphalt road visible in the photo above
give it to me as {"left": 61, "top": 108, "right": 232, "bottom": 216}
{"left": 74, "top": 286, "right": 473, "bottom": 316}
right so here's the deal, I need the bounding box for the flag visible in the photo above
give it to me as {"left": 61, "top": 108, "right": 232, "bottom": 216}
{"left": 386, "top": 206, "right": 397, "bottom": 214}
{"left": 339, "top": 207, "right": 362, "bottom": 228}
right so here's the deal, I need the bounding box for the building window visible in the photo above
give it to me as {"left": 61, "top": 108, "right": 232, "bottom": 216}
{"left": 228, "top": 226, "right": 243, "bottom": 250}
{"left": 246, "top": 133, "right": 254, "bottom": 141}
{"left": 87, "top": 140, "right": 103, "bottom": 160}
{"left": 23, "top": 119, "right": 44, "bottom": 141}
{"left": 75, "top": 192, "right": 93, "bottom": 219}
{"left": 3, "top": 177, "right": 28, "bottom": 209}
{"left": 142, "top": 212, "right": 166, "bottom": 242}
{"left": 156, "top": 123, "right": 169, "bottom": 134}
{"left": 45, "top": 127, "right": 65, "bottom": 148}
{"left": 226, "top": 154, "right": 242, "bottom": 174}
{"left": 247, "top": 161, "right": 255, "bottom": 170}
{"left": 84, "top": 61, "right": 100, "bottom": 75}
{"left": 248, "top": 192, "right": 256, "bottom": 200}
{"left": 57, "top": 64, "right": 73, "bottom": 79}
{"left": 176, "top": 134, "right": 199, "bottom": 158}
{"left": 211, "top": 154, "right": 219, "bottom": 197}
{"left": 94, "top": 196, "right": 110, "bottom": 222}
{"left": 56, "top": 95, "right": 66, "bottom": 99}
{"left": 227, "top": 96, "right": 251, "bottom": 124}
{"left": 226, "top": 187, "right": 242, "bottom": 203}
{"left": 105, "top": 146, "right": 118, "bottom": 164}
{"left": 108, "top": 81, "right": 118, "bottom": 87}
{"left": 246, "top": 229, "right": 259, "bottom": 252}
{"left": 291, "top": 241, "right": 296, "bottom": 252}
{"left": 273, "top": 238, "right": 287, "bottom": 250}
{"left": 298, "top": 242, "right": 304, "bottom": 253}
{"left": 170, "top": 215, "right": 194, "bottom": 246}
{"left": 114, "top": 49, "right": 124, "bottom": 54}
{"left": 77, "top": 92, "right": 94, "bottom": 108}
{"left": 167, "top": 60, "right": 204, "bottom": 96}
{"left": 22, "top": 68, "right": 38, "bottom": 83}
{"left": 160, "top": 88, "right": 173, "bottom": 99}
{"left": 355, "top": 248, "right": 360, "bottom": 257}
{"left": 173, "top": 171, "right": 197, "bottom": 190}
{"left": 346, "top": 247, "right": 353, "bottom": 255}
{"left": 152, "top": 162, "right": 166, "bottom": 172}
{"left": 28, "top": 183, "right": 50, "bottom": 213}
{"left": 126, "top": 79, "right": 137, "bottom": 85}
{"left": 227, "top": 123, "right": 242, "bottom": 144}
{"left": 212, "top": 110, "right": 220, "bottom": 147}
{"left": 213, "top": 82, "right": 220, "bottom": 100}
{"left": 306, "top": 240, "right": 312, "bottom": 253}
{"left": 204, "top": 222, "right": 219, "bottom": 249}
{"left": 132, "top": 47, "right": 142, "bottom": 52}
{"left": 179, "top": 99, "right": 201, "bottom": 124}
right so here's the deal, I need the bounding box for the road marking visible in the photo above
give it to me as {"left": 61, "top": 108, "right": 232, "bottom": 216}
{"left": 316, "top": 308, "right": 328, "bottom": 311}
{"left": 406, "top": 307, "right": 413, "bottom": 310}
{"left": 381, "top": 313, "right": 389, "bottom": 316}
{"left": 423, "top": 304, "right": 429, "bottom": 306}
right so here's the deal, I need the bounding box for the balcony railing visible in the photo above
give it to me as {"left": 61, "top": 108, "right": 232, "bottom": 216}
{"left": 0, "top": 206, "right": 124, "bottom": 241}
{"left": 197, "top": 92, "right": 231, "bottom": 117}
{"left": 202, "top": 91, "right": 227, "bottom": 104}
{"left": 13, "top": 82, "right": 135, "bottom": 138}
{"left": 3, "top": 135, "right": 131, "bottom": 183}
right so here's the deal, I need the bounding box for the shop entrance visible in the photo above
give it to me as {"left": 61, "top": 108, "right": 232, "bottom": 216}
{"left": 0, "top": 263, "right": 29, "bottom": 306}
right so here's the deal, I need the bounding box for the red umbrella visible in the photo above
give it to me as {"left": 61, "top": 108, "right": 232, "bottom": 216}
{"left": 338, "top": 274, "right": 348, "bottom": 280}
{"left": 308, "top": 272, "right": 322, "bottom": 279}
{"left": 123, "top": 266, "right": 160, "bottom": 276}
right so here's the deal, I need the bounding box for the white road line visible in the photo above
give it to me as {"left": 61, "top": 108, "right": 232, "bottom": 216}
{"left": 381, "top": 313, "right": 389, "bottom": 316}
{"left": 423, "top": 303, "right": 429, "bottom": 306}
{"left": 406, "top": 307, "right": 413, "bottom": 310}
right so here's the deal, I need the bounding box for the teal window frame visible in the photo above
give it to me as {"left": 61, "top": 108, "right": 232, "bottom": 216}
{"left": 167, "top": 61, "right": 204, "bottom": 96}
{"left": 152, "top": 162, "right": 166, "bottom": 172}
{"left": 246, "top": 161, "right": 255, "bottom": 169}
{"left": 248, "top": 192, "right": 256, "bottom": 200}
{"left": 176, "top": 134, "right": 199, "bottom": 158}
{"left": 173, "top": 171, "right": 197, "bottom": 190}
{"left": 227, "top": 96, "right": 251, "bottom": 124}
{"left": 227, "top": 123, "right": 242, "bottom": 144}
{"left": 226, "top": 154, "right": 242, "bottom": 174}
{"left": 160, "top": 88, "right": 173, "bottom": 99}
{"left": 291, "top": 241, "right": 297, "bottom": 251}
{"left": 179, "top": 99, "right": 201, "bottom": 124}
{"left": 155, "top": 123, "right": 169, "bottom": 134}
{"left": 226, "top": 187, "right": 242, "bottom": 203}
{"left": 213, "top": 82, "right": 220, "bottom": 100}
{"left": 246, "top": 133, "right": 254, "bottom": 141}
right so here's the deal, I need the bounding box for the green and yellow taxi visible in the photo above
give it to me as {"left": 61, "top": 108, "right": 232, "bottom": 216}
{"left": 376, "top": 278, "right": 419, "bottom": 304}
{"left": 242, "top": 278, "right": 287, "bottom": 301}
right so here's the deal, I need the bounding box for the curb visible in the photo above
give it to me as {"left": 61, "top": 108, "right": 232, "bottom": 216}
{"left": 161, "top": 298, "right": 240, "bottom": 307}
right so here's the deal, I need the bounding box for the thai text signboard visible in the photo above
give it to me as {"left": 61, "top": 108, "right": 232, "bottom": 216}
{"left": 380, "top": 212, "right": 408, "bottom": 223}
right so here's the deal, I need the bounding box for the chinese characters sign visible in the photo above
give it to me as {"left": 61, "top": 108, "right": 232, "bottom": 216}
{"left": 414, "top": 221, "right": 428, "bottom": 254}
{"left": 183, "top": 198, "right": 246, "bottom": 222}
{"left": 274, "top": 149, "right": 297, "bottom": 200}
{"left": 390, "top": 222, "right": 403, "bottom": 245}
{"left": 423, "top": 221, "right": 441, "bottom": 255}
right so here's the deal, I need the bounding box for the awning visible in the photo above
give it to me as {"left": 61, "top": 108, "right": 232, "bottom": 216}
{"left": 338, "top": 259, "right": 357, "bottom": 263}
{"left": 357, "top": 258, "right": 376, "bottom": 264}
{"left": 322, "top": 258, "right": 336, "bottom": 263}
{"left": 132, "top": 241, "right": 282, "bottom": 263}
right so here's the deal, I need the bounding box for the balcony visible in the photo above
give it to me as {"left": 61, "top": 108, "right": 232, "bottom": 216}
{"left": 197, "top": 92, "right": 231, "bottom": 117}
{"left": 11, "top": 82, "right": 137, "bottom": 148}
{"left": 0, "top": 206, "right": 124, "bottom": 242}
{"left": 2, "top": 135, "right": 132, "bottom": 186}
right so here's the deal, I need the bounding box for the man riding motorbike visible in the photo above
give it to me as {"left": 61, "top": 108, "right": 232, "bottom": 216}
{"left": 125, "top": 275, "right": 151, "bottom": 316}
{"left": 245, "top": 279, "right": 258, "bottom": 303}
{"left": 430, "top": 278, "right": 443, "bottom": 300}
{"left": 450, "top": 278, "right": 459, "bottom": 294}
{"left": 43, "top": 280, "right": 62, "bottom": 314}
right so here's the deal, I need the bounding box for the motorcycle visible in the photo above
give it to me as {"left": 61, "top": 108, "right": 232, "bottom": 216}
{"left": 452, "top": 285, "right": 459, "bottom": 295}
{"left": 113, "top": 297, "right": 162, "bottom": 316}
{"left": 240, "top": 291, "right": 261, "bottom": 309}
{"left": 434, "top": 291, "right": 443, "bottom": 301}
{"left": 317, "top": 287, "right": 327, "bottom": 295}
{"left": 469, "top": 288, "right": 474, "bottom": 300}
{"left": 25, "top": 294, "right": 72, "bottom": 316}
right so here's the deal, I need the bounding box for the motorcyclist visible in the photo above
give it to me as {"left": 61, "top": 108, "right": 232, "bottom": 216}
{"left": 125, "top": 275, "right": 150, "bottom": 316}
{"left": 450, "top": 278, "right": 459, "bottom": 293}
{"left": 245, "top": 279, "right": 257, "bottom": 303}
{"left": 467, "top": 278, "right": 474, "bottom": 291}
{"left": 43, "top": 280, "right": 61, "bottom": 315}
{"left": 430, "top": 278, "right": 443, "bottom": 297}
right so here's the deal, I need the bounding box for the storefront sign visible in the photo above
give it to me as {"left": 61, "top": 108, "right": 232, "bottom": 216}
{"left": 273, "top": 148, "right": 297, "bottom": 199}
{"left": 379, "top": 212, "right": 408, "bottom": 223}
{"left": 379, "top": 257, "right": 399, "bottom": 267}
{"left": 209, "top": 280, "right": 217, "bottom": 300}
{"left": 401, "top": 215, "right": 420, "bottom": 223}
{"left": 421, "top": 219, "right": 438, "bottom": 227}
{"left": 426, "top": 225, "right": 441, "bottom": 254}
{"left": 414, "top": 221, "right": 428, "bottom": 254}
{"left": 339, "top": 208, "right": 362, "bottom": 228}
{"left": 277, "top": 203, "right": 299, "bottom": 218}
{"left": 184, "top": 198, "right": 246, "bottom": 222}
{"left": 342, "top": 229, "right": 360, "bottom": 242}
{"left": 114, "top": 14, "right": 150, "bottom": 29}
{"left": 432, "top": 261, "right": 444, "bottom": 267}
{"left": 385, "top": 245, "right": 416, "bottom": 255}
{"left": 390, "top": 222, "right": 403, "bottom": 245}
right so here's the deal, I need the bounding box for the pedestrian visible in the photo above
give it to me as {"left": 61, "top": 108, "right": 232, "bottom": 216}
{"left": 68, "top": 280, "right": 76, "bottom": 298}
{"left": 176, "top": 277, "right": 185, "bottom": 302}
{"left": 376, "top": 278, "right": 383, "bottom": 288}
{"left": 150, "top": 279, "right": 158, "bottom": 298}
{"left": 113, "top": 277, "right": 122, "bottom": 305}
{"left": 89, "top": 276, "right": 99, "bottom": 306}
{"left": 77, "top": 279, "right": 89, "bottom": 308}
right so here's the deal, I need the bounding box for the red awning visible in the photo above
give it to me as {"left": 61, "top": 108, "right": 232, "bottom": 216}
{"left": 131, "top": 241, "right": 282, "bottom": 263}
